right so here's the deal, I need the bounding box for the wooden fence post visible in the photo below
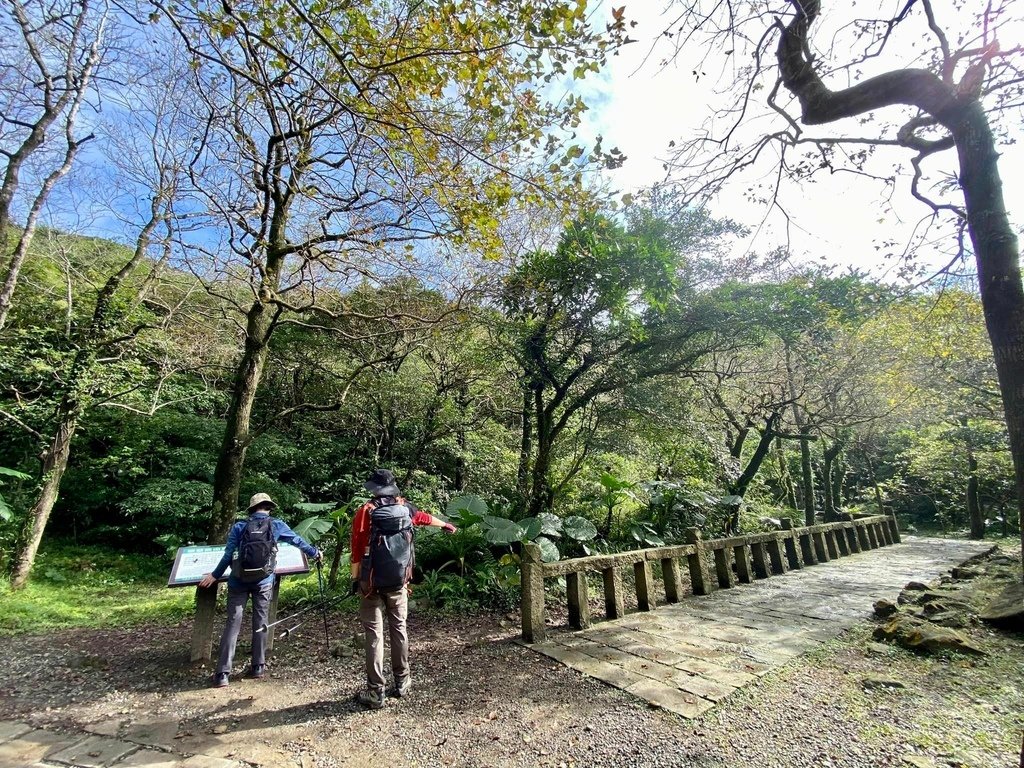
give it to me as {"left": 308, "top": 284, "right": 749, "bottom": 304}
{"left": 847, "top": 524, "right": 862, "bottom": 553}
{"left": 780, "top": 519, "right": 802, "bottom": 570}
{"left": 888, "top": 513, "right": 902, "bottom": 543}
{"left": 812, "top": 530, "right": 830, "bottom": 562}
{"left": 824, "top": 529, "right": 840, "bottom": 559}
{"left": 799, "top": 529, "right": 818, "bottom": 565}
{"left": 877, "top": 520, "right": 893, "bottom": 546}
{"left": 714, "top": 547, "right": 736, "bottom": 589}
{"left": 662, "top": 557, "right": 684, "bottom": 603}
{"left": 521, "top": 542, "right": 546, "bottom": 643}
{"left": 603, "top": 566, "right": 625, "bottom": 619}
{"left": 766, "top": 534, "right": 788, "bottom": 574}
{"left": 566, "top": 572, "right": 591, "bottom": 630}
{"left": 684, "top": 528, "right": 711, "bottom": 595}
{"left": 750, "top": 541, "right": 770, "bottom": 578}
{"left": 634, "top": 560, "right": 656, "bottom": 611}
{"left": 733, "top": 544, "right": 753, "bottom": 584}
{"left": 856, "top": 521, "right": 871, "bottom": 551}
{"left": 190, "top": 585, "right": 218, "bottom": 663}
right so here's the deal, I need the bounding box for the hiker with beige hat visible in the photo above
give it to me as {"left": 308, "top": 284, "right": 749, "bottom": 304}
{"left": 198, "top": 492, "right": 321, "bottom": 687}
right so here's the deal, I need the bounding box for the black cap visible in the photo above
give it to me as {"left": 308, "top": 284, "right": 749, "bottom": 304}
{"left": 364, "top": 468, "right": 400, "bottom": 497}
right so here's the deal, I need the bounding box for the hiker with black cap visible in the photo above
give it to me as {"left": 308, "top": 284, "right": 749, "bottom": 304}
{"left": 350, "top": 468, "right": 457, "bottom": 709}
{"left": 198, "top": 492, "right": 322, "bottom": 688}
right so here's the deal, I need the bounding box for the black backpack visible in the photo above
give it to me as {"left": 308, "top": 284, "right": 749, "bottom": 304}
{"left": 360, "top": 498, "right": 414, "bottom": 593}
{"left": 232, "top": 516, "right": 278, "bottom": 582}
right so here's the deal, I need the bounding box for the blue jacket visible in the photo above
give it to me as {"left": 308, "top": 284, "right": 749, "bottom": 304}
{"left": 211, "top": 512, "right": 319, "bottom": 589}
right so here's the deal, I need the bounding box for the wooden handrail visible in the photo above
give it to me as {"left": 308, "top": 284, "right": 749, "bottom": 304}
{"left": 520, "top": 513, "right": 900, "bottom": 642}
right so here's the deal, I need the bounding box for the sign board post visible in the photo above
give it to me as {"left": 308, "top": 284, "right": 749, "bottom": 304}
{"left": 191, "top": 586, "right": 218, "bottom": 663}
{"left": 167, "top": 544, "right": 310, "bottom": 663}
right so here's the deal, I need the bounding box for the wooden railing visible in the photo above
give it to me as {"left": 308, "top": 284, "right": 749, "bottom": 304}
{"left": 520, "top": 514, "right": 901, "bottom": 642}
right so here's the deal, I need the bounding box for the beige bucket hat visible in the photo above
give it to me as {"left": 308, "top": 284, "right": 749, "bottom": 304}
{"left": 246, "top": 492, "right": 278, "bottom": 512}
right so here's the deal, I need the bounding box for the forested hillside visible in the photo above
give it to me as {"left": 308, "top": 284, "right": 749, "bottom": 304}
{"left": 1, "top": 222, "right": 1014, "bottom": 590}
{"left": 0, "top": 0, "right": 1018, "bottom": 599}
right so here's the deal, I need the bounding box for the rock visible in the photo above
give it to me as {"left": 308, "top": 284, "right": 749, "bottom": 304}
{"left": 873, "top": 614, "right": 986, "bottom": 656}
{"left": 922, "top": 600, "right": 973, "bottom": 617}
{"left": 987, "top": 555, "right": 1016, "bottom": 566}
{"left": 951, "top": 566, "right": 982, "bottom": 580}
{"left": 904, "top": 581, "right": 930, "bottom": 591}
{"left": 901, "top": 755, "right": 937, "bottom": 768}
{"left": 925, "top": 612, "right": 969, "bottom": 629}
{"left": 979, "top": 581, "right": 1024, "bottom": 629}
{"left": 862, "top": 675, "right": 905, "bottom": 690}
{"left": 865, "top": 642, "right": 893, "bottom": 656}
{"left": 873, "top": 599, "right": 898, "bottom": 618}
{"left": 211, "top": 724, "right": 228, "bottom": 734}
{"left": 913, "top": 591, "right": 973, "bottom": 611}
{"left": 330, "top": 643, "right": 354, "bottom": 658}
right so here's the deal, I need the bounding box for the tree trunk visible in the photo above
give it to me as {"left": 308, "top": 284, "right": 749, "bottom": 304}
{"left": 784, "top": 347, "right": 815, "bottom": 525}
{"left": 209, "top": 305, "right": 274, "bottom": 540}
{"left": 776, "top": 437, "right": 798, "bottom": 509}
{"left": 951, "top": 104, "right": 1023, "bottom": 563}
{"left": 528, "top": 440, "right": 553, "bottom": 517}
{"left": 799, "top": 426, "right": 815, "bottom": 525}
{"left": 10, "top": 409, "right": 78, "bottom": 588}
{"left": 516, "top": 386, "right": 532, "bottom": 503}
{"left": 865, "top": 453, "right": 886, "bottom": 516}
{"left": 967, "top": 452, "right": 983, "bottom": 539}
{"left": 775, "top": 0, "right": 1024, "bottom": 575}
{"left": 0, "top": 123, "right": 90, "bottom": 329}
{"left": 728, "top": 417, "right": 780, "bottom": 534}
{"left": 822, "top": 440, "right": 844, "bottom": 521}
{"left": 528, "top": 383, "right": 554, "bottom": 517}
{"left": 402, "top": 404, "right": 437, "bottom": 486}
{"left": 832, "top": 453, "right": 844, "bottom": 509}
{"left": 327, "top": 543, "right": 344, "bottom": 589}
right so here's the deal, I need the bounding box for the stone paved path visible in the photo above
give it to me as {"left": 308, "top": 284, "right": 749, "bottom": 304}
{"left": 0, "top": 719, "right": 243, "bottom": 768}
{"left": 526, "top": 536, "right": 992, "bottom": 719}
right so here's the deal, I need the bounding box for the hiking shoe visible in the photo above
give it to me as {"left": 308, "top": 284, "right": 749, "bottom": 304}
{"left": 248, "top": 664, "right": 266, "bottom": 679}
{"left": 211, "top": 673, "right": 229, "bottom": 688}
{"left": 356, "top": 688, "right": 385, "bottom": 710}
{"left": 393, "top": 677, "right": 412, "bottom": 698}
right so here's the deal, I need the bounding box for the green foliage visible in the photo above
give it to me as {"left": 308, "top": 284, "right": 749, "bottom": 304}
{"left": 0, "top": 545, "right": 194, "bottom": 634}
{"left": 0, "top": 466, "right": 30, "bottom": 523}
{"left": 415, "top": 552, "right": 519, "bottom": 613}
{"left": 445, "top": 494, "right": 596, "bottom": 563}
{"left": 293, "top": 515, "right": 334, "bottom": 543}
{"left": 561, "top": 515, "right": 598, "bottom": 541}
{"left": 0, "top": 223, "right": 1012, "bottom": 602}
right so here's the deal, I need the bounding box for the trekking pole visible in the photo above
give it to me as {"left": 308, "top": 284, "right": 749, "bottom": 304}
{"left": 255, "top": 592, "right": 347, "bottom": 633}
{"left": 315, "top": 559, "right": 331, "bottom": 655}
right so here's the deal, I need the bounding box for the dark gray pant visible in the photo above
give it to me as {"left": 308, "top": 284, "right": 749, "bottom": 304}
{"left": 216, "top": 581, "right": 273, "bottom": 675}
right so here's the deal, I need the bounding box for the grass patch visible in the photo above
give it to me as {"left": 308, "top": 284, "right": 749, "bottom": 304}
{"left": 0, "top": 542, "right": 351, "bottom": 635}
{"left": 0, "top": 544, "right": 194, "bottom": 634}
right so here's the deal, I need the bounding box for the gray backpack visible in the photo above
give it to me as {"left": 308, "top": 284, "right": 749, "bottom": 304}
{"left": 360, "top": 497, "right": 414, "bottom": 593}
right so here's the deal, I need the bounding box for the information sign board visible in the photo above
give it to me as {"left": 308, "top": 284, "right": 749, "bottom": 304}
{"left": 167, "top": 543, "right": 310, "bottom": 587}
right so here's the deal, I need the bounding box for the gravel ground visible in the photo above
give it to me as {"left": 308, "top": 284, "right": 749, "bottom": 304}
{"left": 1, "top": 548, "right": 1021, "bottom": 768}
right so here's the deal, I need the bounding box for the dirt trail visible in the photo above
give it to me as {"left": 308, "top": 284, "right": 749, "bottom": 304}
{"left": 1, "top": 546, "right": 1021, "bottom": 768}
